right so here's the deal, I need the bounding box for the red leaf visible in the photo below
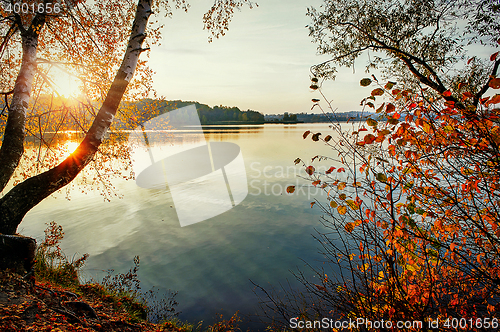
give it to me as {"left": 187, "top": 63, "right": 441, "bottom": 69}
{"left": 462, "top": 91, "right": 473, "bottom": 99}
{"left": 489, "top": 78, "right": 500, "bottom": 89}
{"left": 314, "top": 284, "right": 326, "bottom": 291}
{"left": 491, "top": 51, "right": 499, "bottom": 61}
{"left": 305, "top": 166, "right": 315, "bottom": 175}
{"left": 310, "top": 202, "right": 316, "bottom": 208}
{"left": 444, "top": 100, "right": 455, "bottom": 108}
{"left": 393, "top": 113, "right": 401, "bottom": 120}
{"left": 325, "top": 166, "right": 336, "bottom": 174}
{"left": 358, "top": 127, "right": 368, "bottom": 132}
{"left": 458, "top": 82, "right": 466, "bottom": 90}
{"left": 443, "top": 90, "right": 452, "bottom": 97}
{"left": 337, "top": 167, "right": 346, "bottom": 173}
{"left": 312, "top": 180, "right": 321, "bottom": 187}
{"left": 467, "top": 57, "right": 474, "bottom": 65}
{"left": 386, "top": 103, "right": 395, "bottom": 113}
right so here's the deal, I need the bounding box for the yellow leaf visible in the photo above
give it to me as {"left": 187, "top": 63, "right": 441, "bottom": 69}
{"left": 346, "top": 199, "right": 360, "bottom": 210}
{"left": 338, "top": 205, "right": 347, "bottom": 215}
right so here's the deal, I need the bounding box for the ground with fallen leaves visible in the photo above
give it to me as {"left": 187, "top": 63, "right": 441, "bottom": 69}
{"left": 0, "top": 271, "right": 182, "bottom": 332}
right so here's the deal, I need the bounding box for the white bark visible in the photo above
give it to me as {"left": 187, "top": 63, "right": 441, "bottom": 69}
{"left": 0, "top": 0, "right": 155, "bottom": 234}
{"left": 0, "top": 30, "right": 40, "bottom": 192}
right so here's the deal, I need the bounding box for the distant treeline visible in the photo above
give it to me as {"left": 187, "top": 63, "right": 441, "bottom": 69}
{"left": 165, "top": 100, "right": 265, "bottom": 124}
{"left": 117, "top": 99, "right": 264, "bottom": 128}
{"left": 0, "top": 97, "right": 380, "bottom": 138}
{"left": 265, "top": 111, "right": 377, "bottom": 123}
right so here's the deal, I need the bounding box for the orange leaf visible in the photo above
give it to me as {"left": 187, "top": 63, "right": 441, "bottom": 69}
{"left": 364, "top": 134, "right": 376, "bottom": 144}
{"left": 371, "top": 88, "right": 384, "bottom": 96}
{"left": 488, "top": 94, "right": 500, "bottom": 105}
{"left": 338, "top": 205, "right": 347, "bottom": 215}
{"left": 443, "top": 90, "right": 452, "bottom": 97}
{"left": 312, "top": 180, "right": 321, "bottom": 187}
{"left": 305, "top": 166, "right": 315, "bottom": 175}
{"left": 489, "top": 78, "right": 500, "bottom": 89}
{"left": 344, "top": 222, "right": 355, "bottom": 232}
{"left": 286, "top": 186, "right": 295, "bottom": 194}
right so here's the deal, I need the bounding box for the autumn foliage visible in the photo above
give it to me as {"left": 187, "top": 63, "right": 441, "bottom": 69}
{"left": 274, "top": 51, "right": 500, "bottom": 331}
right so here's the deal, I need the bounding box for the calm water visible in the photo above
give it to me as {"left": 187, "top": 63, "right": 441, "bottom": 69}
{"left": 19, "top": 123, "right": 351, "bottom": 329}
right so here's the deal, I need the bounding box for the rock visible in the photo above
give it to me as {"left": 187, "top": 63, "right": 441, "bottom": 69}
{"left": 63, "top": 301, "right": 98, "bottom": 319}
{"left": 0, "top": 234, "right": 36, "bottom": 274}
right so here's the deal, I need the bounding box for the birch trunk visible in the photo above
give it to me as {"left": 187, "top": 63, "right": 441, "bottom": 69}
{"left": 0, "top": 21, "right": 44, "bottom": 192}
{"left": 0, "top": 0, "right": 153, "bottom": 235}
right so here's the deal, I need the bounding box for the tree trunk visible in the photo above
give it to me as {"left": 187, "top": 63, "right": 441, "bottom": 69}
{"left": 0, "top": 18, "right": 45, "bottom": 192}
{"left": 0, "top": 0, "right": 153, "bottom": 235}
{"left": 0, "top": 234, "right": 36, "bottom": 274}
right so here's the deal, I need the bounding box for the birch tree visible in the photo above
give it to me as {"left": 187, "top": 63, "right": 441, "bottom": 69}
{"left": 0, "top": 0, "right": 255, "bottom": 235}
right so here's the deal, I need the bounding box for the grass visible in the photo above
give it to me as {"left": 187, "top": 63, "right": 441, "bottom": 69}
{"left": 31, "top": 221, "right": 243, "bottom": 331}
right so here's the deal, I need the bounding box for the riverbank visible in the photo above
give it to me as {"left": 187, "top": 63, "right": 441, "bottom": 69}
{"left": 0, "top": 270, "right": 243, "bottom": 332}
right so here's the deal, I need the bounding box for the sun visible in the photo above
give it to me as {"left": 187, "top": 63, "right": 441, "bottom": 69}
{"left": 49, "top": 67, "right": 81, "bottom": 98}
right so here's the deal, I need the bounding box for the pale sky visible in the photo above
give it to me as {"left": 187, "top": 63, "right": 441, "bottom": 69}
{"left": 148, "top": 0, "right": 371, "bottom": 115}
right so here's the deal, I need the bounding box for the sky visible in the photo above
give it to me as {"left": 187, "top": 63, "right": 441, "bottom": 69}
{"left": 147, "top": 0, "right": 371, "bottom": 115}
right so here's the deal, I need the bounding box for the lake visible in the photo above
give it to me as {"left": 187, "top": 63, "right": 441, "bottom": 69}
{"left": 19, "top": 122, "right": 352, "bottom": 330}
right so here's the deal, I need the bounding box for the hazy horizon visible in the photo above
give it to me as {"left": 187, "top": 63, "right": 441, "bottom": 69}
{"left": 148, "top": 0, "right": 373, "bottom": 115}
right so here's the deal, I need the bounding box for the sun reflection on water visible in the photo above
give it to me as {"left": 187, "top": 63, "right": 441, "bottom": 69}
{"left": 64, "top": 141, "right": 80, "bottom": 154}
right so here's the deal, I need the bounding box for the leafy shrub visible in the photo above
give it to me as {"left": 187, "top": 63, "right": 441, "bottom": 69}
{"left": 34, "top": 221, "right": 88, "bottom": 288}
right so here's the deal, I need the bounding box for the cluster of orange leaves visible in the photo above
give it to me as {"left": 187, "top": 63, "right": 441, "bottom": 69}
{"left": 301, "top": 52, "right": 500, "bottom": 329}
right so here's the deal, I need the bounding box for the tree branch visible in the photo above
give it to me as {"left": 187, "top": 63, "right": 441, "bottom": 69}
{"left": 0, "top": 0, "right": 153, "bottom": 234}
{"left": 474, "top": 57, "right": 500, "bottom": 107}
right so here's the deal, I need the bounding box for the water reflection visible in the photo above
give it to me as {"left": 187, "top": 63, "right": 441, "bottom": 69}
{"left": 20, "top": 123, "right": 344, "bottom": 330}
